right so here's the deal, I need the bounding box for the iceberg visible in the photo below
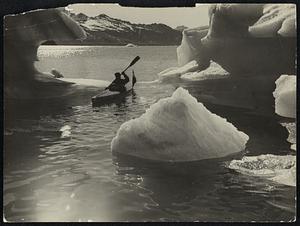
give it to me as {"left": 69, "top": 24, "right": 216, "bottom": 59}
{"left": 176, "top": 4, "right": 296, "bottom": 75}
{"left": 273, "top": 75, "right": 296, "bottom": 118}
{"left": 4, "top": 9, "right": 88, "bottom": 99}
{"left": 228, "top": 154, "right": 296, "bottom": 186}
{"left": 111, "top": 87, "right": 249, "bottom": 162}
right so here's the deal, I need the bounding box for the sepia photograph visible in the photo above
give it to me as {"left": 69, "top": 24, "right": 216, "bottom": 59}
{"left": 3, "top": 2, "right": 297, "bottom": 222}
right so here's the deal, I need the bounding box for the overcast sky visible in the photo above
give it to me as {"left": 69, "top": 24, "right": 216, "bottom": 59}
{"left": 66, "top": 4, "right": 210, "bottom": 28}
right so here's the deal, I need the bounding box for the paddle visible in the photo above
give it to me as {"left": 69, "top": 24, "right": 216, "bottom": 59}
{"left": 132, "top": 70, "right": 137, "bottom": 87}
{"left": 122, "top": 56, "right": 140, "bottom": 73}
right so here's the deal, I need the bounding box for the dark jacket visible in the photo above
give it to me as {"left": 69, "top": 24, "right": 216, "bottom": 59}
{"left": 106, "top": 72, "right": 129, "bottom": 92}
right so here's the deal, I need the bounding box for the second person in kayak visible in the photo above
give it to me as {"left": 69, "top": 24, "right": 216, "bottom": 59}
{"left": 105, "top": 71, "right": 129, "bottom": 92}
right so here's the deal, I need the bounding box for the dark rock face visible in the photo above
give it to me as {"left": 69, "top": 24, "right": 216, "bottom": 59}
{"left": 60, "top": 11, "right": 182, "bottom": 45}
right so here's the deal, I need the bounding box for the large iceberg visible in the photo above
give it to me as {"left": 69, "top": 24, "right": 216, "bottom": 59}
{"left": 4, "top": 9, "right": 89, "bottom": 99}
{"left": 273, "top": 75, "right": 296, "bottom": 118}
{"left": 228, "top": 154, "right": 296, "bottom": 187}
{"left": 111, "top": 87, "right": 249, "bottom": 162}
{"left": 176, "top": 4, "right": 296, "bottom": 75}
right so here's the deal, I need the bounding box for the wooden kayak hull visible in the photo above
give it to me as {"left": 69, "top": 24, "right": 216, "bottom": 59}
{"left": 91, "top": 89, "right": 133, "bottom": 106}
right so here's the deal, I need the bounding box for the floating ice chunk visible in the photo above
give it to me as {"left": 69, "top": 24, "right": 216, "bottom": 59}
{"left": 181, "top": 61, "right": 229, "bottom": 81}
{"left": 290, "top": 144, "right": 296, "bottom": 151}
{"left": 281, "top": 122, "right": 296, "bottom": 151}
{"left": 59, "top": 125, "right": 71, "bottom": 132}
{"left": 58, "top": 78, "right": 110, "bottom": 88}
{"left": 60, "top": 125, "right": 71, "bottom": 138}
{"left": 61, "top": 130, "right": 71, "bottom": 138}
{"left": 158, "top": 60, "right": 199, "bottom": 81}
{"left": 228, "top": 154, "right": 296, "bottom": 186}
{"left": 125, "top": 43, "right": 137, "bottom": 47}
{"left": 111, "top": 87, "right": 249, "bottom": 162}
{"left": 273, "top": 75, "right": 296, "bottom": 118}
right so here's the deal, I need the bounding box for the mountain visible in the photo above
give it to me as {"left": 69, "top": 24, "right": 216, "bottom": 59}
{"left": 58, "top": 11, "right": 182, "bottom": 45}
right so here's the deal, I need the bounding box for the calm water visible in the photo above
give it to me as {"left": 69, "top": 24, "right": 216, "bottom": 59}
{"left": 4, "top": 46, "right": 295, "bottom": 222}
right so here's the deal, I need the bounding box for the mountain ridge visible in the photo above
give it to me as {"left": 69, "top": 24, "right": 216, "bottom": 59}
{"left": 55, "top": 11, "right": 182, "bottom": 45}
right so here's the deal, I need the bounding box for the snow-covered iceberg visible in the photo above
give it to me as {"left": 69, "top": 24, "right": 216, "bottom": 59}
{"left": 111, "top": 87, "right": 249, "bottom": 162}
{"left": 273, "top": 75, "right": 296, "bottom": 118}
{"left": 228, "top": 154, "right": 296, "bottom": 186}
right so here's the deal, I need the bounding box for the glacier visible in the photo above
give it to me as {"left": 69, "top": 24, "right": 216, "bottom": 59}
{"left": 273, "top": 75, "right": 296, "bottom": 118}
{"left": 228, "top": 154, "right": 296, "bottom": 187}
{"left": 111, "top": 87, "right": 249, "bottom": 162}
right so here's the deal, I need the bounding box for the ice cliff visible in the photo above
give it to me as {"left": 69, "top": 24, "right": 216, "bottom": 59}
{"left": 4, "top": 9, "right": 88, "bottom": 98}
{"left": 177, "top": 4, "right": 296, "bottom": 75}
{"left": 111, "top": 87, "right": 249, "bottom": 162}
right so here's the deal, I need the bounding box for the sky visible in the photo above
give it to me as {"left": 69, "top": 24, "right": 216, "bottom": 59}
{"left": 66, "top": 3, "right": 210, "bottom": 28}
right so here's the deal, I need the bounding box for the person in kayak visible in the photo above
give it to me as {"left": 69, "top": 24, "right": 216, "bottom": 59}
{"left": 105, "top": 71, "right": 129, "bottom": 92}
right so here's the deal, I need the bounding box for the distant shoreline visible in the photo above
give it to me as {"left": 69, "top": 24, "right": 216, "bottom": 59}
{"left": 41, "top": 43, "right": 179, "bottom": 47}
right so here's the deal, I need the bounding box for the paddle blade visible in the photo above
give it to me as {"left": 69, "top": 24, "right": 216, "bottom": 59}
{"left": 123, "top": 56, "right": 140, "bottom": 73}
{"left": 132, "top": 74, "right": 137, "bottom": 87}
{"left": 129, "top": 56, "right": 140, "bottom": 67}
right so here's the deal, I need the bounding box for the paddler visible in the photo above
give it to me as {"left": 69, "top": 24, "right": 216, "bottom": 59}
{"left": 105, "top": 71, "right": 130, "bottom": 92}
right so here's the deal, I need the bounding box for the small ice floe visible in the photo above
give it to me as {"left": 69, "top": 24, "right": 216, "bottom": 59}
{"left": 181, "top": 61, "right": 229, "bottom": 81}
{"left": 59, "top": 125, "right": 71, "bottom": 138}
{"left": 158, "top": 60, "right": 199, "bottom": 81}
{"left": 273, "top": 75, "right": 296, "bottom": 118}
{"left": 111, "top": 87, "right": 248, "bottom": 162}
{"left": 228, "top": 154, "right": 296, "bottom": 186}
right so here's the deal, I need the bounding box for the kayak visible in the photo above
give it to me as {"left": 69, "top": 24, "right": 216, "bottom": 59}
{"left": 91, "top": 88, "right": 133, "bottom": 106}
{"left": 91, "top": 56, "right": 138, "bottom": 106}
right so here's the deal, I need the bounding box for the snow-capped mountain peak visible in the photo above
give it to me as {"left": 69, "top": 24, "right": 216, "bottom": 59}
{"left": 64, "top": 11, "right": 182, "bottom": 45}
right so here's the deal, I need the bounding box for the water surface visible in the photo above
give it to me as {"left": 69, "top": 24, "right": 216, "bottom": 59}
{"left": 4, "top": 46, "right": 295, "bottom": 222}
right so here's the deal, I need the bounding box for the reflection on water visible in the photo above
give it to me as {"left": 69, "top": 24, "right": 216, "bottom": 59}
{"left": 4, "top": 46, "right": 295, "bottom": 222}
